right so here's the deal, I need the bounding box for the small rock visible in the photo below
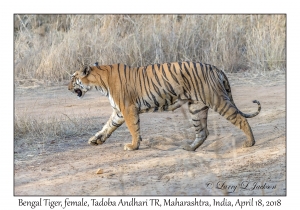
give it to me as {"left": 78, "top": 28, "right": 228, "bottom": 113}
{"left": 96, "top": 169, "right": 104, "bottom": 174}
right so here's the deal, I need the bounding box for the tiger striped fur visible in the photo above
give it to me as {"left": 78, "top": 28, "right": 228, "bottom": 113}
{"left": 68, "top": 61, "right": 261, "bottom": 151}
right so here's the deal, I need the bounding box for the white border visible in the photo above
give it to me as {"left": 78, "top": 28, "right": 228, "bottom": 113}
{"left": 3, "top": 0, "right": 298, "bottom": 209}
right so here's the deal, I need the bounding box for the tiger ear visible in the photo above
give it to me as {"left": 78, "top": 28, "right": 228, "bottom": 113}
{"left": 81, "top": 65, "right": 91, "bottom": 77}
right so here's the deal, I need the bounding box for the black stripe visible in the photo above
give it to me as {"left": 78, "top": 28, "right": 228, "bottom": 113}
{"left": 167, "top": 62, "right": 172, "bottom": 71}
{"left": 169, "top": 64, "right": 180, "bottom": 84}
{"left": 170, "top": 95, "right": 174, "bottom": 104}
{"left": 197, "top": 67, "right": 206, "bottom": 104}
{"left": 191, "top": 63, "right": 202, "bottom": 101}
{"left": 151, "top": 80, "right": 163, "bottom": 98}
{"left": 183, "top": 62, "right": 191, "bottom": 77}
{"left": 162, "top": 89, "right": 168, "bottom": 95}
{"left": 183, "top": 88, "right": 190, "bottom": 99}
{"left": 162, "top": 99, "right": 169, "bottom": 111}
{"left": 95, "top": 72, "right": 108, "bottom": 91}
{"left": 226, "top": 110, "right": 238, "bottom": 121}
{"left": 162, "top": 65, "right": 168, "bottom": 80}
{"left": 143, "top": 99, "right": 151, "bottom": 108}
{"left": 142, "top": 67, "right": 152, "bottom": 101}
{"left": 221, "top": 103, "right": 231, "bottom": 116}
{"left": 204, "top": 65, "right": 212, "bottom": 102}
{"left": 238, "top": 120, "right": 242, "bottom": 129}
{"left": 117, "top": 63, "right": 122, "bottom": 82}
{"left": 150, "top": 92, "right": 160, "bottom": 107}
{"left": 201, "top": 63, "right": 209, "bottom": 83}
{"left": 177, "top": 62, "right": 182, "bottom": 70}
{"left": 123, "top": 64, "right": 127, "bottom": 81}
{"left": 180, "top": 70, "right": 191, "bottom": 90}
{"left": 112, "top": 121, "right": 122, "bottom": 127}
{"left": 192, "top": 119, "right": 201, "bottom": 121}
{"left": 135, "top": 118, "right": 140, "bottom": 125}
{"left": 138, "top": 67, "right": 143, "bottom": 93}
{"left": 208, "top": 67, "right": 223, "bottom": 93}
{"left": 189, "top": 106, "right": 208, "bottom": 115}
{"left": 152, "top": 66, "right": 162, "bottom": 86}
{"left": 185, "top": 62, "right": 198, "bottom": 101}
{"left": 164, "top": 80, "right": 177, "bottom": 96}
{"left": 189, "top": 109, "right": 201, "bottom": 115}
{"left": 116, "top": 113, "right": 123, "bottom": 118}
{"left": 195, "top": 128, "right": 201, "bottom": 132}
{"left": 136, "top": 97, "right": 142, "bottom": 111}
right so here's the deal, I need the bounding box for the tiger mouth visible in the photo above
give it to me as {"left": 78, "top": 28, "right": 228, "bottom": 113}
{"left": 74, "top": 89, "right": 82, "bottom": 97}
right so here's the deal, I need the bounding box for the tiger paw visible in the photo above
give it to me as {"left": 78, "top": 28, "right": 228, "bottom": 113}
{"left": 243, "top": 139, "right": 255, "bottom": 148}
{"left": 182, "top": 144, "right": 195, "bottom": 151}
{"left": 88, "top": 136, "right": 105, "bottom": 146}
{"left": 123, "top": 143, "right": 139, "bottom": 151}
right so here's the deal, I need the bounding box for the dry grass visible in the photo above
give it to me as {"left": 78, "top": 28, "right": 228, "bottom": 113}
{"left": 15, "top": 114, "right": 77, "bottom": 140}
{"left": 14, "top": 14, "right": 286, "bottom": 82}
{"left": 14, "top": 109, "right": 102, "bottom": 147}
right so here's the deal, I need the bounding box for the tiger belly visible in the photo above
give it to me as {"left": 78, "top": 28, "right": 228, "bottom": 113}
{"left": 137, "top": 97, "right": 188, "bottom": 113}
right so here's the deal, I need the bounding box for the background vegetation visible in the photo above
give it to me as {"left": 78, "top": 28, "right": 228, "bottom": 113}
{"left": 14, "top": 14, "right": 286, "bottom": 83}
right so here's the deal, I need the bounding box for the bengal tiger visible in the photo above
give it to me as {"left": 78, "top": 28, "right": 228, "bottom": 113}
{"left": 68, "top": 61, "right": 261, "bottom": 151}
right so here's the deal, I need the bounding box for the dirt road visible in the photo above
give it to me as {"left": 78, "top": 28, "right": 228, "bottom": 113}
{"left": 14, "top": 72, "right": 286, "bottom": 195}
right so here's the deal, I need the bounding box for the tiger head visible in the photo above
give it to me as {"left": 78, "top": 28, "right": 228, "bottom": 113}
{"left": 68, "top": 63, "right": 93, "bottom": 98}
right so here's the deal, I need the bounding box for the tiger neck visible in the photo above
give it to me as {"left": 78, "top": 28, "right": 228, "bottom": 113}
{"left": 90, "top": 68, "right": 110, "bottom": 97}
{"left": 95, "top": 85, "right": 109, "bottom": 97}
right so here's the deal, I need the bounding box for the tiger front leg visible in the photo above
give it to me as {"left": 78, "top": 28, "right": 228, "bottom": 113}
{"left": 88, "top": 110, "right": 125, "bottom": 146}
{"left": 122, "top": 106, "right": 141, "bottom": 151}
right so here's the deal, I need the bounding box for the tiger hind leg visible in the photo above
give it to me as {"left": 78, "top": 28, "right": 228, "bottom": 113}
{"left": 182, "top": 102, "right": 209, "bottom": 151}
{"left": 218, "top": 101, "right": 255, "bottom": 147}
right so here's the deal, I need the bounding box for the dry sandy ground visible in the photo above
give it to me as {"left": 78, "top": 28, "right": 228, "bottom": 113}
{"left": 14, "top": 72, "right": 286, "bottom": 196}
